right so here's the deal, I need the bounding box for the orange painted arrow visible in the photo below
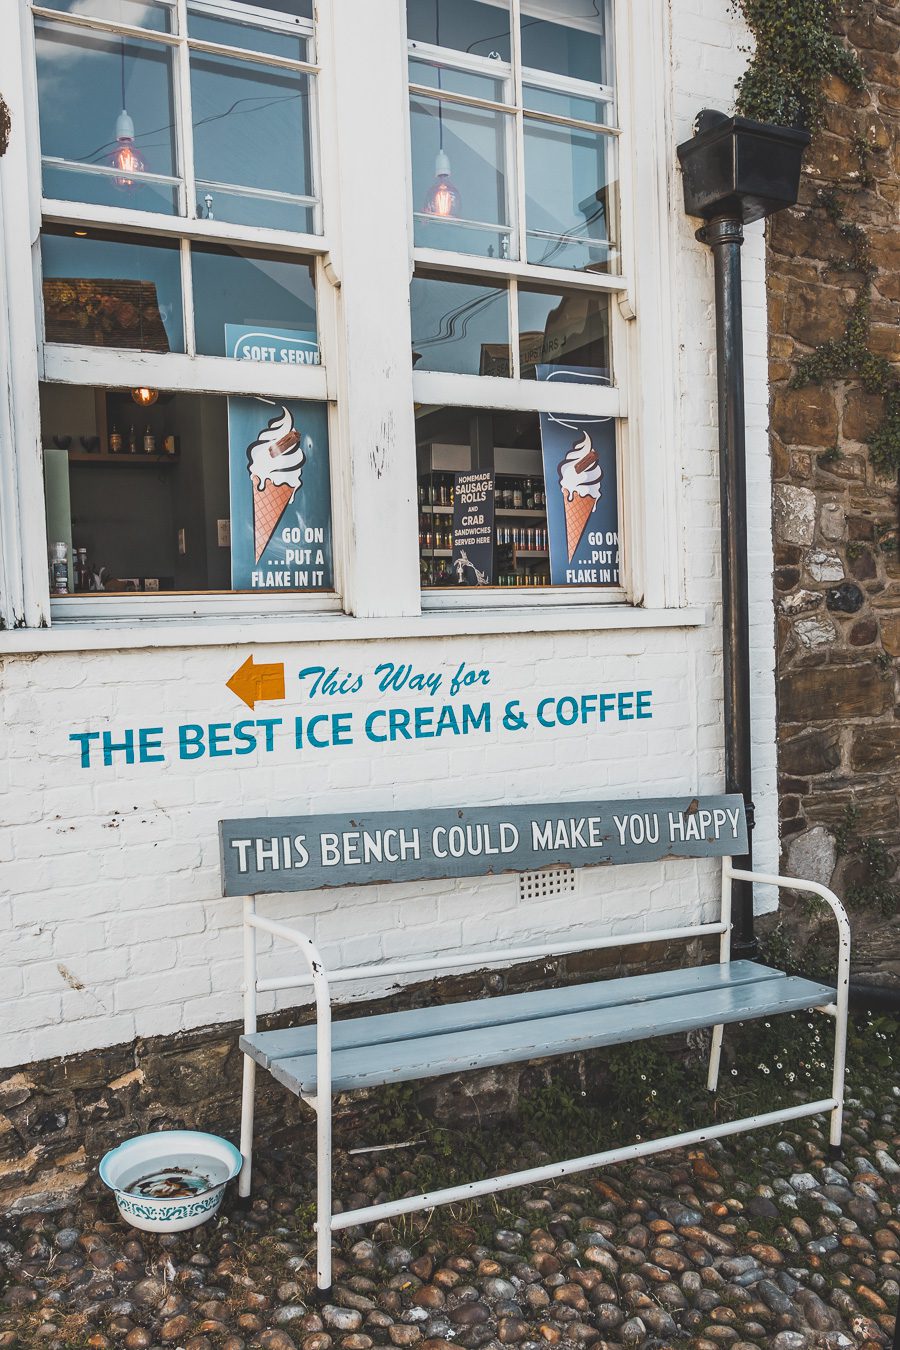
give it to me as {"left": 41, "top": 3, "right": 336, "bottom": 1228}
{"left": 227, "top": 656, "right": 286, "bottom": 710}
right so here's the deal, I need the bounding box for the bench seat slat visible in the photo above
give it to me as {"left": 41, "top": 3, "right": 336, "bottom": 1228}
{"left": 260, "top": 972, "right": 836, "bottom": 1097}
{"left": 242, "top": 960, "right": 787, "bottom": 1070}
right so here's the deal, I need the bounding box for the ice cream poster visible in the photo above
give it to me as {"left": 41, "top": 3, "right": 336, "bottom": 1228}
{"left": 537, "top": 366, "right": 618, "bottom": 587}
{"left": 228, "top": 397, "right": 333, "bottom": 591}
{"left": 225, "top": 325, "right": 320, "bottom": 366}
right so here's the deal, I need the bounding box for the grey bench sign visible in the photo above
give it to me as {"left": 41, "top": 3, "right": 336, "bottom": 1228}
{"left": 219, "top": 794, "right": 747, "bottom": 895}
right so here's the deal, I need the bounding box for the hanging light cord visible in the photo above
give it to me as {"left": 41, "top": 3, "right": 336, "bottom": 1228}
{"left": 120, "top": 35, "right": 126, "bottom": 111}
{"left": 435, "top": 1, "right": 444, "bottom": 151}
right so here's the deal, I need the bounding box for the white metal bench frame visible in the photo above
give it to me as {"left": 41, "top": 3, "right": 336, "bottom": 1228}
{"left": 236, "top": 854, "right": 849, "bottom": 1292}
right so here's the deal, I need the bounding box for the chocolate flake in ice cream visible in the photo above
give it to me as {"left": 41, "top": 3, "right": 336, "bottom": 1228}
{"left": 246, "top": 406, "right": 308, "bottom": 563}
{"left": 558, "top": 431, "right": 603, "bottom": 562}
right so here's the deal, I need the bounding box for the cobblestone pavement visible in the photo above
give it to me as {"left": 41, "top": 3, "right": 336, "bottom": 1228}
{"left": 0, "top": 1091, "right": 898, "bottom": 1350}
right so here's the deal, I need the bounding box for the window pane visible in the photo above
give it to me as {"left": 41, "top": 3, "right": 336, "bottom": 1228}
{"left": 417, "top": 408, "right": 547, "bottom": 589}
{"left": 191, "top": 244, "right": 317, "bottom": 361}
{"left": 36, "top": 0, "right": 175, "bottom": 32}
{"left": 191, "top": 53, "right": 316, "bottom": 231}
{"left": 411, "top": 272, "right": 508, "bottom": 375}
{"left": 523, "top": 85, "right": 611, "bottom": 126}
{"left": 407, "top": 0, "right": 511, "bottom": 61}
{"left": 409, "top": 57, "right": 510, "bottom": 104}
{"left": 41, "top": 226, "right": 184, "bottom": 353}
{"left": 410, "top": 94, "right": 513, "bottom": 259}
{"left": 35, "top": 21, "right": 179, "bottom": 213}
{"left": 40, "top": 385, "right": 333, "bottom": 594}
{"left": 417, "top": 405, "right": 617, "bottom": 590}
{"left": 187, "top": 6, "right": 310, "bottom": 61}
{"left": 520, "top": 0, "right": 610, "bottom": 86}
{"left": 524, "top": 119, "right": 616, "bottom": 272}
{"left": 517, "top": 286, "right": 609, "bottom": 379}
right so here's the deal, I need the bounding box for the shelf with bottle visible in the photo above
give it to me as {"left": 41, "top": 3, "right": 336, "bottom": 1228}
{"left": 420, "top": 503, "right": 454, "bottom": 516}
{"left": 496, "top": 573, "right": 551, "bottom": 587}
{"left": 494, "top": 474, "right": 546, "bottom": 514}
{"left": 419, "top": 517, "right": 454, "bottom": 553}
{"left": 67, "top": 448, "right": 179, "bottom": 465}
{"left": 418, "top": 473, "right": 455, "bottom": 510}
{"left": 495, "top": 524, "right": 548, "bottom": 552}
{"left": 495, "top": 507, "right": 547, "bottom": 519}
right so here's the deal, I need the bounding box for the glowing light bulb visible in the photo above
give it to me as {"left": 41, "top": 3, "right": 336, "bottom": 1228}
{"left": 108, "top": 110, "right": 146, "bottom": 190}
{"left": 131, "top": 386, "right": 158, "bottom": 407}
{"left": 423, "top": 149, "right": 461, "bottom": 219}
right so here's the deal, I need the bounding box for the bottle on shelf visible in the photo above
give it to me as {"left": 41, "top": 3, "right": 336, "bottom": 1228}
{"left": 108, "top": 425, "right": 122, "bottom": 454}
{"left": 526, "top": 478, "right": 534, "bottom": 510}
{"left": 75, "top": 546, "right": 88, "bottom": 592}
{"left": 513, "top": 479, "right": 523, "bottom": 509}
{"left": 143, "top": 426, "right": 156, "bottom": 455}
{"left": 127, "top": 425, "right": 138, "bottom": 454}
{"left": 49, "top": 541, "right": 68, "bottom": 595}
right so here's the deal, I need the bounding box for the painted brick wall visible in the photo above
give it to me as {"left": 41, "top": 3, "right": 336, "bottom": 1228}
{"left": 0, "top": 0, "right": 779, "bottom": 1072}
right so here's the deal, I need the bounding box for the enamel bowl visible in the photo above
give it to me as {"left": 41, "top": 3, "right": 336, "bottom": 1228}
{"left": 99, "top": 1130, "right": 242, "bottom": 1232}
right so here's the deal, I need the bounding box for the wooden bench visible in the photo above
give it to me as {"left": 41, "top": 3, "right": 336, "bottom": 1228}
{"left": 220, "top": 794, "right": 850, "bottom": 1295}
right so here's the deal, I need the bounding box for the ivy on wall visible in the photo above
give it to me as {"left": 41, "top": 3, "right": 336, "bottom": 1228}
{"left": 733, "top": 0, "right": 900, "bottom": 473}
{"left": 734, "top": 0, "right": 863, "bottom": 128}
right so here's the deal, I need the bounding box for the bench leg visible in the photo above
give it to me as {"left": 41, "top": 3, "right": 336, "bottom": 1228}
{"left": 828, "top": 1008, "right": 848, "bottom": 1159}
{"left": 314, "top": 1091, "right": 333, "bottom": 1294}
{"left": 238, "top": 1053, "right": 256, "bottom": 1199}
{"left": 707, "top": 1023, "right": 724, "bottom": 1093}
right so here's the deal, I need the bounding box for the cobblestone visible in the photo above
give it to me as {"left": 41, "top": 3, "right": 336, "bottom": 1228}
{"left": 0, "top": 1094, "right": 896, "bottom": 1350}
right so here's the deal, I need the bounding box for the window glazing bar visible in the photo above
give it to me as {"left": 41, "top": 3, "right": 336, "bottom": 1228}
{"left": 31, "top": 8, "right": 179, "bottom": 45}
{"left": 41, "top": 157, "right": 181, "bottom": 187}
{"left": 186, "top": 38, "right": 319, "bottom": 75}
{"left": 40, "top": 199, "right": 328, "bottom": 252}
{"left": 195, "top": 178, "right": 318, "bottom": 207}
{"left": 408, "top": 84, "right": 515, "bottom": 116}
{"left": 523, "top": 108, "right": 620, "bottom": 137}
{"left": 407, "top": 41, "right": 512, "bottom": 80}
{"left": 412, "top": 247, "right": 629, "bottom": 292}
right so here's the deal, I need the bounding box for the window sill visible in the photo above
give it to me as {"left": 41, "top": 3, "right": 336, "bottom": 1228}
{"left": 0, "top": 604, "right": 707, "bottom": 653}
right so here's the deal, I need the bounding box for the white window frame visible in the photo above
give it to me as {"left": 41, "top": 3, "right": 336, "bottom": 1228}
{"left": 0, "top": 0, "right": 683, "bottom": 635}
{"left": 407, "top": 0, "right": 632, "bottom": 609}
{"left": 14, "top": 0, "right": 349, "bottom": 624}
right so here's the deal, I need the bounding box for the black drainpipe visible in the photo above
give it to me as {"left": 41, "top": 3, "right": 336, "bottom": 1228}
{"left": 678, "top": 111, "right": 810, "bottom": 960}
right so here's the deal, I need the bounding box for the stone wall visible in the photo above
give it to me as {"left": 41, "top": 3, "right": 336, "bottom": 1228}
{"left": 767, "top": 0, "right": 900, "bottom": 987}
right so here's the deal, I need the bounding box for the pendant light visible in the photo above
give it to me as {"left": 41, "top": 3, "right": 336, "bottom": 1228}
{"left": 422, "top": 5, "right": 460, "bottom": 220}
{"left": 131, "top": 386, "right": 158, "bottom": 407}
{"left": 423, "top": 146, "right": 461, "bottom": 218}
{"left": 108, "top": 38, "right": 146, "bottom": 189}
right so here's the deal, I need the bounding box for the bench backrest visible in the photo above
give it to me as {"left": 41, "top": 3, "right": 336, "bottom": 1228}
{"left": 219, "top": 794, "right": 747, "bottom": 896}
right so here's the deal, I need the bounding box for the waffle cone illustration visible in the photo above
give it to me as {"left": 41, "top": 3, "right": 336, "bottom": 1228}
{"left": 557, "top": 432, "right": 603, "bottom": 563}
{"left": 563, "top": 490, "right": 596, "bottom": 562}
{"left": 253, "top": 480, "right": 295, "bottom": 563}
{"left": 245, "top": 407, "right": 306, "bottom": 564}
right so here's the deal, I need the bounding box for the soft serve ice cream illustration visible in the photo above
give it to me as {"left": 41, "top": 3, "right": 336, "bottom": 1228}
{"left": 246, "top": 406, "right": 310, "bottom": 563}
{"left": 557, "top": 430, "right": 603, "bottom": 561}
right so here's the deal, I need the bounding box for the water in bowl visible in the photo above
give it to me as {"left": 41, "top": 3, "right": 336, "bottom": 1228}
{"left": 128, "top": 1167, "right": 213, "bottom": 1199}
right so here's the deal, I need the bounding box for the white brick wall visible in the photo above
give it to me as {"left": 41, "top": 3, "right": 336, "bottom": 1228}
{"left": 0, "top": 0, "right": 779, "bottom": 1069}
